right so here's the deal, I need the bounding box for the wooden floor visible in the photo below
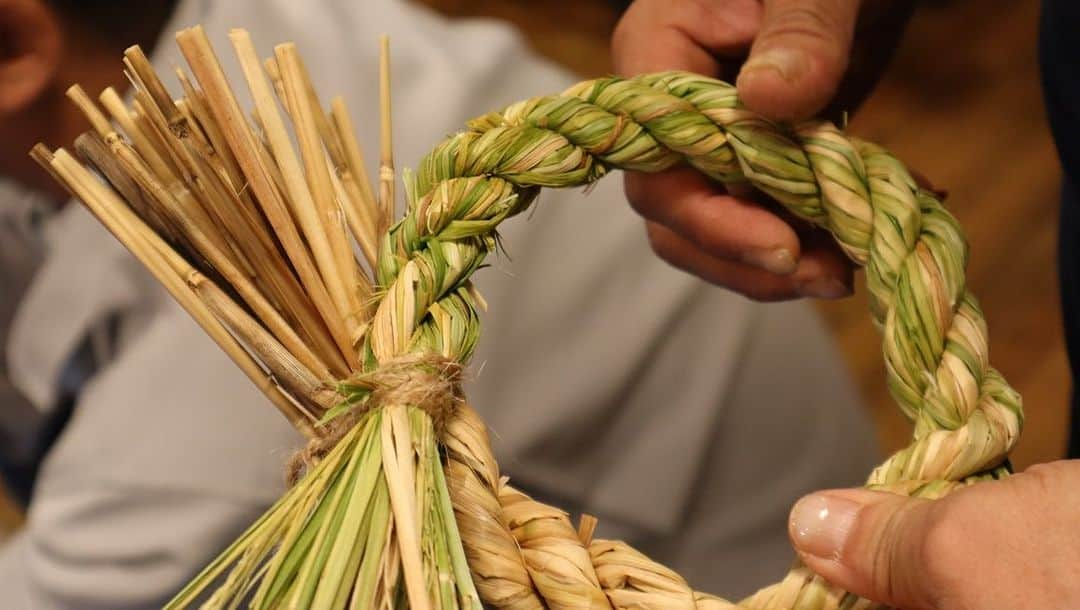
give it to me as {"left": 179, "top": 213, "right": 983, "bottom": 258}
{"left": 1, "top": 0, "right": 1065, "bottom": 533}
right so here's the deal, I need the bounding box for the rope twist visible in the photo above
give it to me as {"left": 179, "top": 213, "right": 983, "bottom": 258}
{"left": 353, "top": 71, "right": 1022, "bottom": 609}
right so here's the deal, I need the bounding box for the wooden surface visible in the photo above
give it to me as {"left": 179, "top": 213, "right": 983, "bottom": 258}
{"left": 2, "top": 0, "right": 1065, "bottom": 534}
{"left": 0, "top": 488, "right": 16, "bottom": 536}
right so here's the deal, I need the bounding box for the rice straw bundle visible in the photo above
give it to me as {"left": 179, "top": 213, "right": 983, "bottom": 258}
{"left": 35, "top": 27, "right": 1022, "bottom": 610}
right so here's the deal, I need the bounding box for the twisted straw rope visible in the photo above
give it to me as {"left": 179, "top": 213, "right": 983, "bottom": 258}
{"left": 360, "top": 71, "right": 1023, "bottom": 609}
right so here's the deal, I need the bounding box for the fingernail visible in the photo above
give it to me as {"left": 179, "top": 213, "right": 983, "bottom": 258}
{"left": 739, "top": 48, "right": 807, "bottom": 84}
{"left": 797, "top": 277, "right": 852, "bottom": 299}
{"left": 789, "top": 493, "right": 862, "bottom": 560}
{"left": 743, "top": 248, "right": 797, "bottom": 275}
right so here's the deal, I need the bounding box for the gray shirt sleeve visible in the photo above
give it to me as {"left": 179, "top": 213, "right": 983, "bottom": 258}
{"left": 0, "top": 181, "right": 49, "bottom": 361}
{"left": 0, "top": 297, "right": 303, "bottom": 609}
{"left": 0, "top": 183, "right": 53, "bottom": 485}
{"left": 0, "top": 483, "right": 268, "bottom": 610}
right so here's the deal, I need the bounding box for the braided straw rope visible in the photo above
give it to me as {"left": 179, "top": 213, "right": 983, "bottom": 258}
{"left": 42, "top": 43, "right": 1023, "bottom": 607}
{"left": 362, "top": 70, "right": 1023, "bottom": 609}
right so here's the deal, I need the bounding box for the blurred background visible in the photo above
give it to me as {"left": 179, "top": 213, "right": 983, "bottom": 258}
{"left": 1, "top": 0, "right": 1066, "bottom": 536}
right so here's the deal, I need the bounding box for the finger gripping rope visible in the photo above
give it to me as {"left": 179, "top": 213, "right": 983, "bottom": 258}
{"left": 363, "top": 71, "right": 1022, "bottom": 609}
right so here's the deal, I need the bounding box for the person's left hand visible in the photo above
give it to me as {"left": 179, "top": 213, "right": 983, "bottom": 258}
{"left": 788, "top": 460, "right": 1080, "bottom": 609}
{"left": 612, "top": 0, "right": 915, "bottom": 300}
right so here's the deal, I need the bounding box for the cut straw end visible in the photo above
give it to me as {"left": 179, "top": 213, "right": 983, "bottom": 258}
{"left": 378, "top": 35, "right": 395, "bottom": 233}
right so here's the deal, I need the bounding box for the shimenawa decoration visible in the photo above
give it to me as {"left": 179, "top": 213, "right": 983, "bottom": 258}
{"left": 34, "top": 27, "right": 1022, "bottom": 610}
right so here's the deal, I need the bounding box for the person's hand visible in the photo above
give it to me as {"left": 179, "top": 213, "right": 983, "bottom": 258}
{"left": 612, "top": 0, "right": 913, "bottom": 300}
{"left": 788, "top": 460, "right": 1080, "bottom": 609}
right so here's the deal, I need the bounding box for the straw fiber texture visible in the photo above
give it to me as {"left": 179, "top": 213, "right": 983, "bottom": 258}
{"left": 368, "top": 71, "right": 1023, "bottom": 609}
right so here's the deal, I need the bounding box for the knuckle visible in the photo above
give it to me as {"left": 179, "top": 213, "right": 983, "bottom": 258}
{"left": 1022, "top": 463, "right": 1059, "bottom": 498}
{"left": 868, "top": 503, "right": 913, "bottom": 600}
{"left": 643, "top": 222, "right": 674, "bottom": 259}
{"left": 611, "top": 0, "right": 654, "bottom": 60}
{"left": 674, "top": 0, "right": 714, "bottom": 26}
{"left": 865, "top": 498, "right": 965, "bottom": 607}
{"left": 611, "top": 14, "right": 632, "bottom": 56}
{"left": 685, "top": 222, "right": 734, "bottom": 260}
{"left": 623, "top": 174, "right": 658, "bottom": 217}
{"left": 739, "top": 283, "right": 787, "bottom": 303}
{"left": 1023, "top": 461, "right": 1068, "bottom": 486}
{"left": 769, "top": 5, "right": 846, "bottom": 41}
{"left": 757, "top": 6, "right": 851, "bottom": 75}
{"left": 1013, "top": 463, "right": 1080, "bottom": 522}
{"left": 917, "top": 500, "right": 965, "bottom": 585}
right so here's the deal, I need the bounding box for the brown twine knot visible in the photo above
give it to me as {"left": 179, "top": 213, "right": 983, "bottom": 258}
{"left": 285, "top": 353, "right": 464, "bottom": 485}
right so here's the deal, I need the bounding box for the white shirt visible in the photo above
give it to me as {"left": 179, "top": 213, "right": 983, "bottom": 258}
{"left": 0, "top": 0, "right": 878, "bottom": 606}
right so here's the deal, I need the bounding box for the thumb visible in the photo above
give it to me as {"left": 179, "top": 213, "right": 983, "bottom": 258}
{"left": 736, "top": 0, "right": 860, "bottom": 122}
{"left": 788, "top": 489, "right": 943, "bottom": 609}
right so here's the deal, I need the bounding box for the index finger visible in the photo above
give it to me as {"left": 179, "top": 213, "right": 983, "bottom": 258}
{"left": 625, "top": 167, "right": 802, "bottom": 274}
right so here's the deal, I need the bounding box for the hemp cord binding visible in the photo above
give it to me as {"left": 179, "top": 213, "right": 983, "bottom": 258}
{"left": 287, "top": 354, "right": 464, "bottom": 485}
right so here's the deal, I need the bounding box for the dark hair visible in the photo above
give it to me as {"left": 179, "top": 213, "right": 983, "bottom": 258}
{"left": 45, "top": 0, "right": 181, "bottom": 51}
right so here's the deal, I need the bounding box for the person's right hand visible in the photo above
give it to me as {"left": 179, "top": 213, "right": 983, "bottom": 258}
{"left": 788, "top": 460, "right": 1080, "bottom": 609}
{"left": 612, "top": 0, "right": 913, "bottom": 300}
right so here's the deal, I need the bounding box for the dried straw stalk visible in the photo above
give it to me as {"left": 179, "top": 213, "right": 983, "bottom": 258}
{"left": 35, "top": 28, "right": 1022, "bottom": 610}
